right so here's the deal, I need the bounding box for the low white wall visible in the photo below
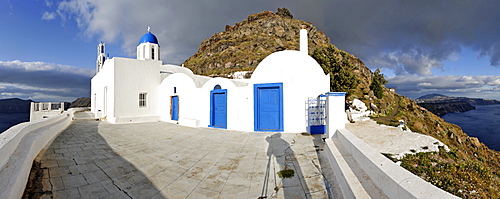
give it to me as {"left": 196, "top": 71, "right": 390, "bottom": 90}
{"left": 0, "top": 108, "right": 86, "bottom": 199}
{"left": 30, "top": 102, "right": 66, "bottom": 122}
{"left": 30, "top": 110, "right": 64, "bottom": 121}
{"left": 327, "top": 129, "right": 459, "bottom": 199}
{"left": 326, "top": 92, "right": 346, "bottom": 138}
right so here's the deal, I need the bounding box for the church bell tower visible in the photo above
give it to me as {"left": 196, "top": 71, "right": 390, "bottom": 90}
{"left": 137, "top": 27, "right": 160, "bottom": 61}
{"left": 96, "top": 41, "right": 106, "bottom": 73}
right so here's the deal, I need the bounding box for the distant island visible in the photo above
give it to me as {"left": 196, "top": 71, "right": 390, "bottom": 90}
{"left": 415, "top": 93, "right": 500, "bottom": 116}
{"left": 0, "top": 98, "right": 34, "bottom": 113}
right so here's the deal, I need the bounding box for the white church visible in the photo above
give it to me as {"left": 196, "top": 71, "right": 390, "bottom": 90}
{"left": 91, "top": 27, "right": 334, "bottom": 133}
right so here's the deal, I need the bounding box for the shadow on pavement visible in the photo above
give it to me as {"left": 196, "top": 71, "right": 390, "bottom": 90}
{"left": 262, "top": 133, "right": 311, "bottom": 198}
{"left": 23, "top": 119, "right": 164, "bottom": 198}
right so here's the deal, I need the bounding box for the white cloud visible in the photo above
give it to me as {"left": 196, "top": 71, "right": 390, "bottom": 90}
{"left": 0, "top": 60, "right": 93, "bottom": 102}
{"left": 417, "top": 82, "right": 432, "bottom": 87}
{"left": 487, "top": 78, "right": 500, "bottom": 86}
{"left": 387, "top": 75, "right": 500, "bottom": 100}
{"left": 45, "top": 0, "right": 53, "bottom": 7}
{"left": 0, "top": 60, "right": 93, "bottom": 76}
{"left": 41, "top": 11, "right": 56, "bottom": 21}
{"left": 369, "top": 50, "right": 444, "bottom": 75}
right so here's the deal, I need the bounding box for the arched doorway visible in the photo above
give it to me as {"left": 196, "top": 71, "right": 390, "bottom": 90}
{"left": 209, "top": 85, "right": 227, "bottom": 128}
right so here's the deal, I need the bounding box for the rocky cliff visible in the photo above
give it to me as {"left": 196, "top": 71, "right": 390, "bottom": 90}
{"left": 461, "top": 97, "right": 500, "bottom": 105}
{"left": 184, "top": 8, "right": 500, "bottom": 198}
{"left": 416, "top": 94, "right": 500, "bottom": 115}
{"left": 0, "top": 98, "right": 33, "bottom": 113}
{"left": 418, "top": 100, "right": 476, "bottom": 116}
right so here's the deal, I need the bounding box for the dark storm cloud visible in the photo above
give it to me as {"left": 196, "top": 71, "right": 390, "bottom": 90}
{"left": 321, "top": 0, "right": 500, "bottom": 75}
{"left": 43, "top": 0, "right": 500, "bottom": 100}
{"left": 52, "top": 0, "right": 335, "bottom": 64}
{"left": 53, "top": 0, "right": 500, "bottom": 75}
{"left": 0, "top": 60, "right": 92, "bottom": 101}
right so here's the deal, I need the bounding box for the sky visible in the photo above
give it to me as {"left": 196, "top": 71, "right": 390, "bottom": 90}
{"left": 0, "top": 0, "right": 499, "bottom": 102}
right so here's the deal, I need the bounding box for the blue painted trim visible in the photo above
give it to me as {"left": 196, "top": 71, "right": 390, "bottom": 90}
{"left": 171, "top": 96, "right": 179, "bottom": 121}
{"left": 254, "top": 83, "right": 284, "bottom": 132}
{"left": 327, "top": 92, "right": 346, "bottom": 96}
{"left": 209, "top": 89, "right": 227, "bottom": 129}
{"left": 318, "top": 94, "right": 326, "bottom": 97}
{"left": 309, "top": 125, "right": 326, "bottom": 134}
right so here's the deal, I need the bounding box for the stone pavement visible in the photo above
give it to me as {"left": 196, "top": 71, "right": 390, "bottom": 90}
{"left": 24, "top": 111, "right": 342, "bottom": 198}
{"left": 346, "top": 119, "right": 446, "bottom": 159}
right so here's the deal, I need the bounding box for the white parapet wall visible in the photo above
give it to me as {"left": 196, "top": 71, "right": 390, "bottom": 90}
{"left": 326, "top": 92, "right": 346, "bottom": 138}
{"left": 30, "top": 102, "right": 66, "bottom": 121}
{"left": 0, "top": 108, "right": 88, "bottom": 199}
{"left": 325, "top": 128, "right": 460, "bottom": 198}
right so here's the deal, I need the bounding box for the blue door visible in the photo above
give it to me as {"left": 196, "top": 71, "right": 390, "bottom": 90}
{"left": 254, "top": 83, "right": 283, "bottom": 132}
{"left": 171, "top": 96, "right": 179, "bottom": 121}
{"left": 210, "top": 89, "right": 227, "bottom": 128}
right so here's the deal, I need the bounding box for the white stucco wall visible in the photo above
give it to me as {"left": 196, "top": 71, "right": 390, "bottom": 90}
{"left": 91, "top": 58, "right": 115, "bottom": 120}
{"left": 327, "top": 92, "right": 347, "bottom": 138}
{"left": 251, "top": 50, "right": 330, "bottom": 132}
{"left": 112, "top": 58, "right": 161, "bottom": 123}
{"left": 200, "top": 78, "right": 253, "bottom": 131}
{"left": 158, "top": 73, "right": 198, "bottom": 125}
{"left": 137, "top": 43, "right": 160, "bottom": 61}
{"left": 91, "top": 39, "right": 329, "bottom": 133}
{"left": 92, "top": 58, "right": 162, "bottom": 123}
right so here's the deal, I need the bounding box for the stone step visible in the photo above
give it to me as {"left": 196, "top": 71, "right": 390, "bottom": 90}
{"left": 73, "top": 111, "right": 97, "bottom": 121}
{"left": 325, "top": 138, "right": 388, "bottom": 198}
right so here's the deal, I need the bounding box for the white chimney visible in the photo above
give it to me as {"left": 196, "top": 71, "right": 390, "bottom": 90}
{"left": 300, "top": 26, "right": 308, "bottom": 54}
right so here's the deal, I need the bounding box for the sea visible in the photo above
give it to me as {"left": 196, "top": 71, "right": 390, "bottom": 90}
{"left": 441, "top": 105, "right": 500, "bottom": 151}
{"left": 0, "top": 112, "right": 30, "bottom": 134}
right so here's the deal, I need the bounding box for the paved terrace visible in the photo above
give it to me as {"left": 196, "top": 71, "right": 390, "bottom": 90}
{"left": 24, "top": 112, "right": 342, "bottom": 198}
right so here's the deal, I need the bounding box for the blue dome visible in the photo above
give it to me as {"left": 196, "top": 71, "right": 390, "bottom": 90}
{"left": 138, "top": 32, "right": 158, "bottom": 45}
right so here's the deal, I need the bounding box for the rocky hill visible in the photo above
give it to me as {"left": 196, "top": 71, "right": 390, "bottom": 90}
{"left": 68, "top": 97, "right": 91, "bottom": 108}
{"left": 184, "top": 8, "right": 500, "bottom": 198}
{"left": 0, "top": 98, "right": 33, "bottom": 113}
{"left": 183, "top": 8, "right": 332, "bottom": 77}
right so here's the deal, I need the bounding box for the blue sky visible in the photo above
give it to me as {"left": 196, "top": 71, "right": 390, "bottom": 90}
{"left": 0, "top": 0, "right": 499, "bottom": 101}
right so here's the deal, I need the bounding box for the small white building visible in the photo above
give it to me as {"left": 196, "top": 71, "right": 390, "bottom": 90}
{"left": 91, "top": 27, "right": 332, "bottom": 133}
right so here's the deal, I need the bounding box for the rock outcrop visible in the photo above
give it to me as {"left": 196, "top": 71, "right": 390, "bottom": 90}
{"left": 182, "top": 8, "right": 331, "bottom": 77}
{"left": 68, "top": 97, "right": 91, "bottom": 108}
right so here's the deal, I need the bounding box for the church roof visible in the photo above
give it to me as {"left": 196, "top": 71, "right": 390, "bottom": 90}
{"left": 138, "top": 31, "right": 158, "bottom": 45}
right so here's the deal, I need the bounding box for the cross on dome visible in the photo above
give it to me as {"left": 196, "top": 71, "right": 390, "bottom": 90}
{"left": 147, "top": 26, "right": 151, "bottom": 32}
